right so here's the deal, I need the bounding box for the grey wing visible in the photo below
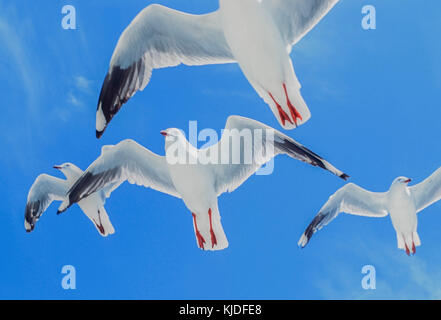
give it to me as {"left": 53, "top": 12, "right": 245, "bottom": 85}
{"left": 263, "top": 0, "right": 340, "bottom": 51}
{"left": 61, "top": 139, "right": 180, "bottom": 213}
{"left": 99, "top": 182, "right": 122, "bottom": 203}
{"left": 298, "top": 183, "right": 389, "bottom": 248}
{"left": 410, "top": 167, "right": 441, "bottom": 213}
{"left": 208, "top": 115, "right": 348, "bottom": 196}
{"left": 96, "top": 4, "right": 235, "bottom": 137}
{"left": 25, "top": 174, "right": 69, "bottom": 232}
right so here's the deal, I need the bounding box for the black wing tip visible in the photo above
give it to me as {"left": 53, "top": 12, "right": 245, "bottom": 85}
{"left": 97, "top": 62, "right": 139, "bottom": 139}
{"left": 58, "top": 201, "right": 75, "bottom": 214}
{"left": 299, "top": 213, "right": 326, "bottom": 248}
{"left": 25, "top": 223, "right": 35, "bottom": 233}
{"left": 298, "top": 234, "right": 310, "bottom": 249}
{"left": 276, "top": 136, "right": 350, "bottom": 182}
{"left": 25, "top": 202, "right": 39, "bottom": 233}
{"left": 96, "top": 130, "right": 104, "bottom": 139}
{"left": 58, "top": 198, "right": 76, "bottom": 214}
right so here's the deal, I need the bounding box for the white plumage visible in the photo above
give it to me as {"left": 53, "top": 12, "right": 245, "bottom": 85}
{"left": 299, "top": 168, "right": 441, "bottom": 255}
{"left": 25, "top": 163, "right": 115, "bottom": 237}
{"left": 95, "top": 0, "right": 340, "bottom": 137}
{"left": 60, "top": 115, "right": 348, "bottom": 251}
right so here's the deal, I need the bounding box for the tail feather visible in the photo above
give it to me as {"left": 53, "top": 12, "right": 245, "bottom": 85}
{"left": 57, "top": 200, "right": 69, "bottom": 215}
{"left": 266, "top": 88, "right": 311, "bottom": 130}
{"left": 286, "top": 86, "right": 311, "bottom": 126}
{"left": 397, "top": 233, "right": 405, "bottom": 250}
{"left": 397, "top": 232, "right": 421, "bottom": 255}
{"left": 248, "top": 78, "right": 311, "bottom": 130}
{"left": 192, "top": 206, "right": 228, "bottom": 251}
{"left": 413, "top": 232, "right": 421, "bottom": 247}
{"left": 78, "top": 196, "right": 115, "bottom": 237}
{"left": 96, "top": 206, "right": 115, "bottom": 237}
{"left": 210, "top": 207, "right": 228, "bottom": 251}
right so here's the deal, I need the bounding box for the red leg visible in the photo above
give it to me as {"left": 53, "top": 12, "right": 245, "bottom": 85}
{"left": 208, "top": 209, "right": 217, "bottom": 248}
{"left": 92, "top": 218, "right": 105, "bottom": 235}
{"left": 412, "top": 242, "right": 416, "bottom": 255}
{"left": 269, "top": 92, "right": 293, "bottom": 127}
{"left": 405, "top": 244, "right": 410, "bottom": 256}
{"left": 192, "top": 213, "right": 205, "bottom": 250}
{"left": 283, "top": 83, "right": 303, "bottom": 126}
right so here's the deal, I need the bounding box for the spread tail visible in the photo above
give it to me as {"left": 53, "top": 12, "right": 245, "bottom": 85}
{"left": 192, "top": 206, "right": 228, "bottom": 251}
{"left": 78, "top": 196, "right": 115, "bottom": 237}
{"left": 397, "top": 232, "right": 421, "bottom": 255}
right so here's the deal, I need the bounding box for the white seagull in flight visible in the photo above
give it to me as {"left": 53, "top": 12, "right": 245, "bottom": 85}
{"left": 25, "top": 163, "right": 115, "bottom": 236}
{"left": 299, "top": 167, "right": 441, "bottom": 255}
{"left": 96, "top": 0, "right": 340, "bottom": 138}
{"left": 60, "top": 116, "right": 348, "bottom": 251}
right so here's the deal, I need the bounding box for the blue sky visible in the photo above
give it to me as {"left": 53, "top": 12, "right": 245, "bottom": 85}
{"left": 1, "top": 0, "right": 441, "bottom": 299}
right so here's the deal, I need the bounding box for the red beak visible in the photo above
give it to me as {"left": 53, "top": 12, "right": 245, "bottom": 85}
{"left": 53, "top": 166, "right": 62, "bottom": 170}
{"left": 404, "top": 178, "right": 412, "bottom": 184}
{"left": 160, "top": 131, "right": 168, "bottom": 137}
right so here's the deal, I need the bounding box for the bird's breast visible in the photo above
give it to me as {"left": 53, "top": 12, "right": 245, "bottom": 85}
{"left": 168, "top": 163, "right": 216, "bottom": 211}
{"left": 221, "top": 1, "right": 286, "bottom": 56}
{"left": 387, "top": 190, "right": 417, "bottom": 232}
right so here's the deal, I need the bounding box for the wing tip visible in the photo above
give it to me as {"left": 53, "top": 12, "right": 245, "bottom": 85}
{"left": 96, "top": 61, "right": 141, "bottom": 138}
{"left": 340, "top": 173, "right": 350, "bottom": 181}
{"left": 24, "top": 219, "right": 34, "bottom": 233}
{"left": 24, "top": 202, "right": 39, "bottom": 233}
{"left": 299, "top": 213, "right": 327, "bottom": 249}
{"left": 96, "top": 130, "right": 105, "bottom": 139}
{"left": 96, "top": 103, "right": 108, "bottom": 139}
{"left": 297, "top": 234, "right": 309, "bottom": 248}
{"left": 57, "top": 200, "right": 71, "bottom": 215}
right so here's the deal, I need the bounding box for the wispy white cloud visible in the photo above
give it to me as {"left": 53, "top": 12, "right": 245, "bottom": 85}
{"left": 0, "top": 9, "right": 39, "bottom": 113}
{"left": 66, "top": 75, "right": 94, "bottom": 108}
{"left": 74, "top": 75, "right": 93, "bottom": 93}
{"left": 313, "top": 234, "right": 441, "bottom": 300}
{"left": 67, "top": 91, "right": 84, "bottom": 108}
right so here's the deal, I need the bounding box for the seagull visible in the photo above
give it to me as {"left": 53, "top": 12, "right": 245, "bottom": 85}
{"left": 25, "top": 163, "right": 116, "bottom": 237}
{"left": 95, "top": 0, "right": 340, "bottom": 138}
{"left": 298, "top": 167, "right": 441, "bottom": 255}
{"left": 59, "top": 115, "right": 348, "bottom": 251}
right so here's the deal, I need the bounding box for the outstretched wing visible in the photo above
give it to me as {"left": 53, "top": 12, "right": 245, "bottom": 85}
{"left": 263, "top": 0, "right": 340, "bottom": 51}
{"left": 207, "top": 115, "right": 348, "bottom": 196}
{"left": 61, "top": 139, "right": 180, "bottom": 212}
{"left": 25, "top": 174, "right": 69, "bottom": 232}
{"left": 96, "top": 4, "right": 235, "bottom": 138}
{"left": 298, "top": 183, "right": 389, "bottom": 248}
{"left": 410, "top": 167, "right": 441, "bottom": 213}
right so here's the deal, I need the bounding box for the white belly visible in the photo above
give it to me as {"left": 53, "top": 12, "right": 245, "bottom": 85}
{"left": 168, "top": 163, "right": 216, "bottom": 214}
{"left": 220, "top": 0, "right": 295, "bottom": 92}
{"left": 388, "top": 190, "right": 417, "bottom": 234}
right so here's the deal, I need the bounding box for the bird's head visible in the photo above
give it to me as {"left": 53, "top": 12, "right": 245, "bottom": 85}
{"left": 160, "top": 128, "right": 185, "bottom": 145}
{"left": 161, "top": 128, "right": 195, "bottom": 164}
{"left": 392, "top": 176, "right": 412, "bottom": 187}
{"left": 53, "top": 163, "right": 82, "bottom": 180}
